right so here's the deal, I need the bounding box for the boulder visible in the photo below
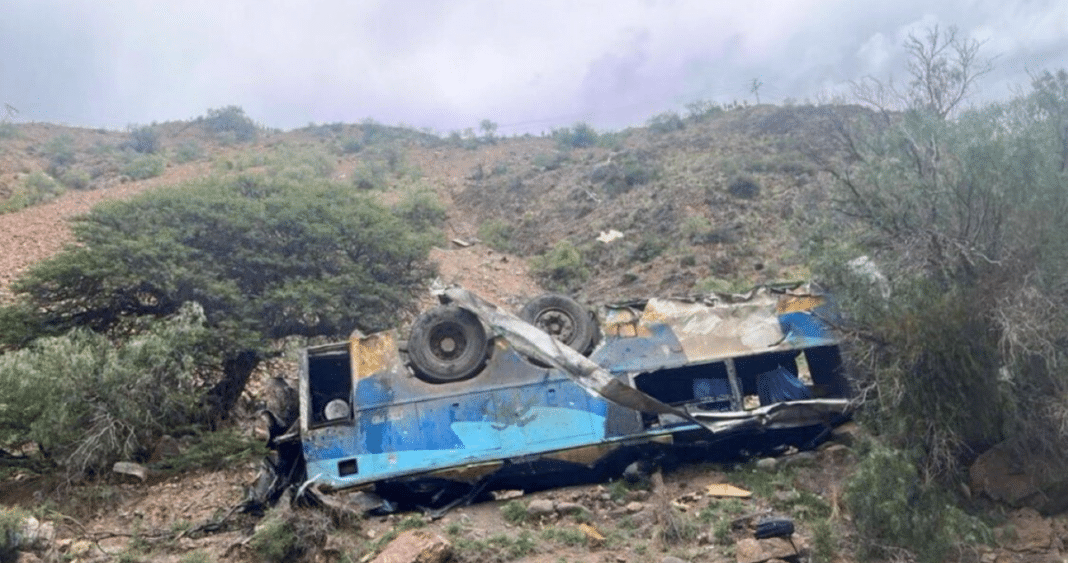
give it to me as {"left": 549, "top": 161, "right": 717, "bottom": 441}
{"left": 970, "top": 441, "right": 1068, "bottom": 515}
{"left": 370, "top": 529, "right": 451, "bottom": 563}
{"left": 735, "top": 537, "right": 797, "bottom": 563}
{"left": 996, "top": 508, "right": 1052, "bottom": 552}
{"left": 526, "top": 499, "right": 555, "bottom": 518}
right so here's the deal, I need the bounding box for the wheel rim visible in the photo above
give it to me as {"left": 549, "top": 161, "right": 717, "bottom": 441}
{"left": 429, "top": 323, "right": 468, "bottom": 361}
{"left": 535, "top": 308, "right": 577, "bottom": 343}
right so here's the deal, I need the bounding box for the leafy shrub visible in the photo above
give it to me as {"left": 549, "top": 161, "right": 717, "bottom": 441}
{"left": 60, "top": 168, "right": 92, "bottom": 190}
{"left": 630, "top": 235, "right": 667, "bottom": 263}
{"left": 202, "top": 105, "right": 257, "bottom": 142}
{"left": 7, "top": 174, "right": 435, "bottom": 419}
{"left": 810, "top": 90, "right": 1068, "bottom": 478}
{"left": 0, "top": 304, "right": 214, "bottom": 477}
{"left": 685, "top": 99, "right": 723, "bottom": 121}
{"left": 500, "top": 500, "right": 527, "bottom": 525}
{"left": 530, "top": 240, "right": 589, "bottom": 291}
{"left": 0, "top": 122, "right": 18, "bottom": 139}
{"left": 553, "top": 122, "right": 598, "bottom": 149}
{"left": 647, "top": 111, "right": 685, "bottom": 133}
{"left": 269, "top": 146, "right": 334, "bottom": 181}
{"left": 811, "top": 518, "right": 835, "bottom": 563}
{"left": 338, "top": 137, "right": 363, "bottom": 154}
{"left": 540, "top": 527, "right": 586, "bottom": 546}
{"left": 727, "top": 176, "right": 760, "bottom": 199}
{"left": 351, "top": 160, "right": 388, "bottom": 190}
{"left": 127, "top": 125, "right": 160, "bottom": 154}
{"left": 589, "top": 151, "right": 659, "bottom": 196}
{"left": 1, "top": 171, "right": 63, "bottom": 213}
{"left": 531, "top": 151, "right": 568, "bottom": 171}
{"left": 392, "top": 188, "right": 446, "bottom": 233}
{"left": 42, "top": 135, "right": 76, "bottom": 170}
{"left": 845, "top": 443, "right": 990, "bottom": 562}
{"left": 150, "top": 429, "right": 264, "bottom": 473}
{"left": 478, "top": 219, "right": 516, "bottom": 252}
{"left": 249, "top": 507, "right": 331, "bottom": 563}
{"left": 122, "top": 154, "right": 166, "bottom": 180}
{"left": 173, "top": 140, "right": 204, "bottom": 163}
{"left": 1, "top": 506, "right": 30, "bottom": 561}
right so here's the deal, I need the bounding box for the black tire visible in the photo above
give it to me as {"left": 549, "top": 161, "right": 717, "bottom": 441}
{"left": 408, "top": 305, "right": 489, "bottom": 384}
{"left": 519, "top": 293, "right": 599, "bottom": 356}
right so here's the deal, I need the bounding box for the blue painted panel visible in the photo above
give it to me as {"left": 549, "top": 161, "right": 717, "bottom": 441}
{"left": 593, "top": 323, "right": 687, "bottom": 373}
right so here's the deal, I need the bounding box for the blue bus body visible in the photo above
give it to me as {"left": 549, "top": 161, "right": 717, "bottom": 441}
{"left": 292, "top": 286, "right": 852, "bottom": 502}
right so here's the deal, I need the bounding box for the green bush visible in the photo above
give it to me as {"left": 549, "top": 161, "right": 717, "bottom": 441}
{"left": 500, "top": 500, "right": 527, "bottom": 525}
{"left": 351, "top": 160, "right": 388, "bottom": 190}
{"left": 809, "top": 84, "right": 1068, "bottom": 478}
{"left": 6, "top": 174, "right": 436, "bottom": 420}
{"left": 60, "top": 168, "right": 92, "bottom": 190}
{"left": 1, "top": 506, "right": 30, "bottom": 561}
{"left": 42, "top": 135, "right": 76, "bottom": 170}
{"left": 269, "top": 146, "right": 334, "bottom": 181}
{"left": 685, "top": 100, "right": 723, "bottom": 121}
{"left": 202, "top": 105, "right": 257, "bottom": 142}
{"left": 845, "top": 443, "right": 990, "bottom": 562}
{"left": 392, "top": 188, "right": 446, "bottom": 233}
{"left": 122, "top": 154, "right": 166, "bottom": 180}
{"left": 0, "top": 122, "right": 18, "bottom": 139}
{"left": 588, "top": 152, "right": 659, "bottom": 196}
{"left": 531, "top": 152, "right": 568, "bottom": 171}
{"left": 530, "top": 240, "right": 589, "bottom": 291}
{"left": 1, "top": 171, "right": 65, "bottom": 213}
{"left": 173, "top": 140, "right": 204, "bottom": 163}
{"left": 249, "top": 508, "right": 331, "bottom": 563}
{"left": 0, "top": 304, "right": 214, "bottom": 477}
{"left": 150, "top": 429, "right": 264, "bottom": 472}
{"left": 127, "top": 125, "right": 160, "bottom": 154}
{"left": 647, "top": 111, "right": 685, "bottom": 133}
{"left": 478, "top": 219, "right": 516, "bottom": 252}
{"left": 553, "top": 122, "right": 598, "bottom": 149}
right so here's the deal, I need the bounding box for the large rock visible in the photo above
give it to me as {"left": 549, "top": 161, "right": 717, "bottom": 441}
{"left": 970, "top": 441, "right": 1068, "bottom": 515}
{"left": 735, "top": 537, "right": 797, "bottom": 563}
{"left": 370, "top": 529, "right": 451, "bottom": 563}
{"left": 996, "top": 508, "right": 1052, "bottom": 552}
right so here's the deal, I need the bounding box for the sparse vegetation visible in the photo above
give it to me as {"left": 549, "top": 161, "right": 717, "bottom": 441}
{"left": 1, "top": 171, "right": 63, "bottom": 212}
{"left": 500, "top": 500, "right": 527, "bottom": 525}
{"left": 478, "top": 219, "right": 516, "bottom": 252}
{"left": 173, "top": 140, "right": 204, "bottom": 163}
{"left": 530, "top": 240, "right": 589, "bottom": 291}
{"left": 647, "top": 111, "right": 684, "bottom": 133}
{"left": 126, "top": 125, "right": 161, "bottom": 154}
{"left": 552, "top": 122, "right": 598, "bottom": 149}
{"left": 122, "top": 153, "right": 166, "bottom": 180}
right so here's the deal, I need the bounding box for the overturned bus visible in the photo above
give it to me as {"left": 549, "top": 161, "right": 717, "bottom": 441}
{"left": 263, "top": 284, "right": 852, "bottom": 510}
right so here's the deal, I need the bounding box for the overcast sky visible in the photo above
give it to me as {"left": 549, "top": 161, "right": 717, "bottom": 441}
{"left": 2, "top": 0, "right": 1066, "bottom": 134}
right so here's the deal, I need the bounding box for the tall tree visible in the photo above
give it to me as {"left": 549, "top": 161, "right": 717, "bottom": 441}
{"left": 4, "top": 174, "right": 439, "bottom": 416}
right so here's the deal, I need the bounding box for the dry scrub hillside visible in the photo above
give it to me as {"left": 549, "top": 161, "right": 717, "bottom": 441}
{"left": 4, "top": 108, "right": 1059, "bottom": 563}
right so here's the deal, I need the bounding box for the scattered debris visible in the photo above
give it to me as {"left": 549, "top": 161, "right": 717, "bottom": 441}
{"left": 706, "top": 484, "right": 752, "bottom": 498}
{"left": 597, "top": 229, "right": 624, "bottom": 243}
{"left": 112, "top": 461, "right": 148, "bottom": 482}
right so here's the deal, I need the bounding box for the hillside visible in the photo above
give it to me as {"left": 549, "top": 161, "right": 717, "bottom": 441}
{"left": 0, "top": 107, "right": 1061, "bottom": 563}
